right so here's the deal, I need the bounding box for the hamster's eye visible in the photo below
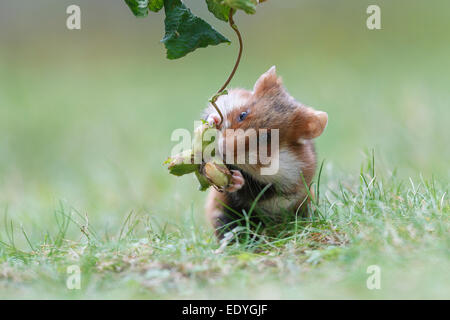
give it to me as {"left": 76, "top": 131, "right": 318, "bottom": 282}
{"left": 238, "top": 111, "right": 248, "bottom": 122}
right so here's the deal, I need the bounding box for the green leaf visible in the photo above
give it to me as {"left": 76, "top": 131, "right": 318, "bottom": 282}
{"left": 162, "top": 0, "right": 230, "bottom": 59}
{"left": 125, "top": 0, "right": 150, "bottom": 17}
{"left": 148, "top": 0, "right": 164, "bottom": 12}
{"left": 168, "top": 162, "right": 198, "bottom": 176}
{"left": 224, "top": 0, "right": 257, "bottom": 14}
{"left": 205, "top": 0, "right": 231, "bottom": 22}
{"left": 165, "top": 149, "right": 198, "bottom": 176}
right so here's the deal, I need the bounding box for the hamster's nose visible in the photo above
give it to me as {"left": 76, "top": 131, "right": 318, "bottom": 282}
{"left": 207, "top": 114, "right": 221, "bottom": 127}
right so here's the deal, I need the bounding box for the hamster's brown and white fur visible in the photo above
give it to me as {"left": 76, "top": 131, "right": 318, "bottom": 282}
{"left": 203, "top": 66, "right": 328, "bottom": 238}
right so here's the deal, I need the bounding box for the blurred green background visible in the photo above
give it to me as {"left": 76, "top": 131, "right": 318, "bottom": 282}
{"left": 0, "top": 0, "right": 449, "bottom": 239}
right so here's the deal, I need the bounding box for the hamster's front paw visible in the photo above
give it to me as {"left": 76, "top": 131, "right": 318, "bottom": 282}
{"left": 225, "top": 170, "right": 245, "bottom": 192}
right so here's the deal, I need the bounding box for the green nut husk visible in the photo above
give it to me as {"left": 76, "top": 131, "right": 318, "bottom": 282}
{"left": 164, "top": 122, "right": 231, "bottom": 191}
{"left": 195, "top": 170, "right": 212, "bottom": 191}
{"left": 202, "top": 159, "right": 232, "bottom": 188}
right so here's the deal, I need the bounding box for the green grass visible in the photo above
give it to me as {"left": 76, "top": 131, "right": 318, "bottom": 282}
{"left": 0, "top": 155, "right": 448, "bottom": 299}
{"left": 0, "top": 0, "right": 449, "bottom": 299}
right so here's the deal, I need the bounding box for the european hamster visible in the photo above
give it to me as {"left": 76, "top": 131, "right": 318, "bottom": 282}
{"left": 202, "top": 66, "right": 328, "bottom": 238}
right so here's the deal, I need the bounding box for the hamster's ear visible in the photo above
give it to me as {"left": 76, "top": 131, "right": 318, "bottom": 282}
{"left": 291, "top": 106, "right": 328, "bottom": 141}
{"left": 253, "top": 66, "right": 283, "bottom": 97}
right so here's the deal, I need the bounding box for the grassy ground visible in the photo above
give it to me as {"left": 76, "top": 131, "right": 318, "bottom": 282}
{"left": 1, "top": 156, "right": 448, "bottom": 299}
{"left": 0, "top": 0, "right": 449, "bottom": 299}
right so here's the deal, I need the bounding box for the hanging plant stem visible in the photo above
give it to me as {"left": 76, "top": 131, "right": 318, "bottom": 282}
{"left": 210, "top": 8, "right": 244, "bottom": 126}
